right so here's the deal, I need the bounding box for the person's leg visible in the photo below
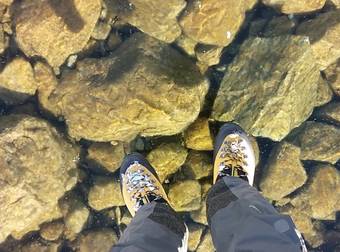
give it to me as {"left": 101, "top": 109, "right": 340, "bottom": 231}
{"left": 112, "top": 201, "right": 188, "bottom": 252}
{"left": 111, "top": 153, "right": 188, "bottom": 252}
{"left": 208, "top": 123, "right": 307, "bottom": 252}
{"left": 207, "top": 176, "right": 306, "bottom": 252}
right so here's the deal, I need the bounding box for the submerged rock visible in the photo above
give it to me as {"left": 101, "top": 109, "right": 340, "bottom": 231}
{"left": 38, "top": 33, "right": 209, "bottom": 142}
{"left": 196, "top": 45, "right": 224, "bottom": 67}
{"left": 291, "top": 164, "right": 340, "bottom": 220}
{"left": 168, "top": 180, "right": 202, "bottom": 212}
{"left": 0, "top": 57, "right": 36, "bottom": 105}
{"left": 260, "top": 142, "right": 307, "bottom": 201}
{"left": 120, "top": 0, "right": 186, "bottom": 43}
{"left": 179, "top": 0, "right": 248, "bottom": 46}
{"left": 39, "top": 220, "right": 64, "bottom": 241}
{"left": 184, "top": 150, "right": 213, "bottom": 180}
{"left": 315, "top": 102, "right": 340, "bottom": 125}
{"left": 76, "top": 228, "right": 118, "bottom": 252}
{"left": 196, "top": 230, "right": 214, "bottom": 252}
{"left": 293, "top": 121, "right": 340, "bottom": 164}
{"left": 324, "top": 59, "right": 340, "bottom": 96}
{"left": 184, "top": 117, "right": 213, "bottom": 151}
{"left": 315, "top": 76, "right": 334, "bottom": 107}
{"left": 188, "top": 223, "right": 205, "bottom": 251}
{"left": 14, "top": 0, "right": 101, "bottom": 69}
{"left": 88, "top": 176, "right": 125, "bottom": 211}
{"left": 190, "top": 182, "right": 211, "bottom": 225}
{"left": 281, "top": 207, "right": 325, "bottom": 248}
{"left": 176, "top": 34, "right": 198, "bottom": 57}
{"left": 296, "top": 10, "right": 340, "bottom": 70}
{"left": 59, "top": 192, "right": 90, "bottom": 240}
{"left": 0, "top": 115, "right": 79, "bottom": 243}
{"left": 19, "top": 241, "right": 60, "bottom": 252}
{"left": 147, "top": 142, "right": 188, "bottom": 183}
{"left": 86, "top": 142, "right": 125, "bottom": 173}
{"left": 262, "top": 0, "right": 326, "bottom": 14}
{"left": 212, "top": 36, "right": 320, "bottom": 141}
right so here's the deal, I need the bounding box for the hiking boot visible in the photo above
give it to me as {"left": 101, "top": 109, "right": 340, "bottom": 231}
{"left": 213, "top": 123, "right": 256, "bottom": 185}
{"left": 120, "top": 153, "right": 170, "bottom": 216}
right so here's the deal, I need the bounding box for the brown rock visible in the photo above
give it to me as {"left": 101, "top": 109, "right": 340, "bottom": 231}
{"left": 184, "top": 150, "right": 213, "bottom": 180}
{"left": 179, "top": 0, "right": 248, "bottom": 46}
{"left": 92, "top": 20, "right": 111, "bottom": 40}
{"left": 188, "top": 223, "right": 205, "bottom": 251}
{"left": 0, "top": 57, "right": 36, "bottom": 105}
{"left": 315, "top": 102, "right": 340, "bottom": 125}
{"left": 291, "top": 164, "right": 340, "bottom": 220}
{"left": 196, "top": 230, "right": 214, "bottom": 252}
{"left": 40, "top": 220, "right": 64, "bottom": 241}
{"left": 77, "top": 228, "right": 118, "bottom": 252}
{"left": 190, "top": 183, "right": 211, "bottom": 225}
{"left": 293, "top": 121, "right": 340, "bottom": 164}
{"left": 315, "top": 76, "right": 334, "bottom": 107}
{"left": 212, "top": 36, "right": 320, "bottom": 141}
{"left": 147, "top": 142, "right": 188, "bottom": 183}
{"left": 88, "top": 176, "right": 125, "bottom": 211}
{"left": 281, "top": 207, "right": 325, "bottom": 248}
{"left": 324, "top": 59, "right": 340, "bottom": 96}
{"left": 196, "top": 45, "right": 223, "bottom": 67}
{"left": 176, "top": 34, "right": 197, "bottom": 57}
{"left": 260, "top": 142, "right": 307, "bottom": 201}
{"left": 168, "top": 180, "right": 202, "bottom": 212}
{"left": 14, "top": 0, "right": 101, "bottom": 69}
{"left": 296, "top": 10, "right": 340, "bottom": 70}
{"left": 262, "top": 0, "right": 326, "bottom": 14}
{"left": 263, "top": 16, "right": 295, "bottom": 37}
{"left": 86, "top": 142, "right": 125, "bottom": 173}
{"left": 121, "top": 0, "right": 186, "bottom": 43}
{"left": 19, "top": 241, "right": 60, "bottom": 252}
{"left": 327, "top": 0, "right": 340, "bottom": 8}
{"left": 0, "top": 115, "right": 79, "bottom": 243}
{"left": 184, "top": 117, "right": 213, "bottom": 151}
{"left": 59, "top": 192, "right": 90, "bottom": 240}
{"left": 37, "top": 33, "right": 209, "bottom": 142}
{"left": 0, "top": 0, "right": 12, "bottom": 5}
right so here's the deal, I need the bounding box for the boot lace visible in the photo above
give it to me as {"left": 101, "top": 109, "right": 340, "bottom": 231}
{"left": 126, "top": 162, "right": 162, "bottom": 211}
{"left": 218, "top": 136, "right": 248, "bottom": 180}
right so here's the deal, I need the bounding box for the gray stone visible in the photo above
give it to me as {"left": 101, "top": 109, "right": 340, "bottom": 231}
{"left": 212, "top": 36, "right": 320, "bottom": 141}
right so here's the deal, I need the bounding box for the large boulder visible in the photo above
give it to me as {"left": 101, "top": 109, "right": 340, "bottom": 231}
{"left": 0, "top": 115, "right": 79, "bottom": 242}
{"left": 261, "top": 0, "right": 326, "bottom": 14}
{"left": 212, "top": 36, "right": 320, "bottom": 141}
{"left": 292, "top": 121, "right": 340, "bottom": 164}
{"left": 260, "top": 142, "right": 307, "bottom": 201}
{"left": 14, "top": 0, "right": 101, "bottom": 69}
{"left": 296, "top": 10, "right": 340, "bottom": 70}
{"left": 36, "top": 33, "right": 209, "bottom": 142}
{"left": 147, "top": 142, "right": 188, "bottom": 183}
{"left": 0, "top": 57, "right": 36, "bottom": 105}
{"left": 179, "top": 0, "right": 249, "bottom": 46}
{"left": 291, "top": 164, "right": 340, "bottom": 220}
{"left": 117, "top": 0, "right": 186, "bottom": 43}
